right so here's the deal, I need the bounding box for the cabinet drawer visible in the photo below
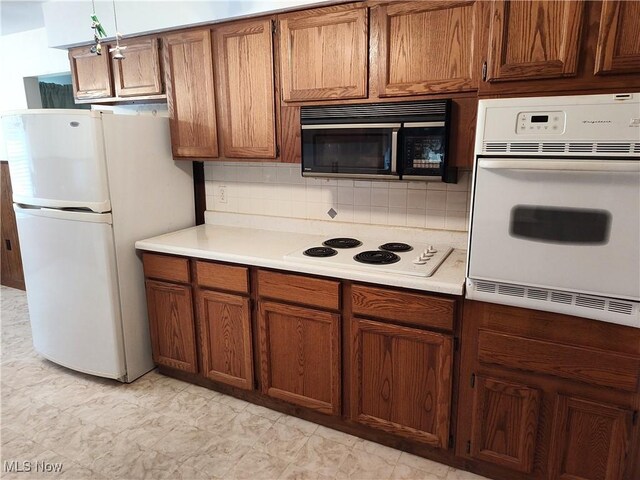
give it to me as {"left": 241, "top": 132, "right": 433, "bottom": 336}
{"left": 143, "top": 253, "right": 190, "bottom": 283}
{"left": 478, "top": 330, "right": 640, "bottom": 392}
{"left": 196, "top": 261, "right": 249, "bottom": 294}
{"left": 257, "top": 270, "right": 340, "bottom": 310}
{"left": 352, "top": 285, "right": 455, "bottom": 331}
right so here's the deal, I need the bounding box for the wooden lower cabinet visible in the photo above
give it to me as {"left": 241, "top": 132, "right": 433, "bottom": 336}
{"left": 548, "top": 395, "right": 633, "bottom": 480}
{"left": 197, "top": 289, "right": 253, "bottom": 390}
{"left": 258, "top": 300, "right": 341, "bottom": 415}
{"left": 470, "top": 375, "right": 541, "bottom": 473}
{"left": 1, "top": 162, "right": 25, "bottom": 290}
{"left": 145, "top": 279, "right": 198, "bottom": 373}
{"left": 350, "top": 317, "right": 453, "bottom": 448}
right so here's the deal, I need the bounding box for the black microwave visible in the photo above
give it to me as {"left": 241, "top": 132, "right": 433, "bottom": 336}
{"left": 300, "top": 100, "right": 457, "bottom": 183}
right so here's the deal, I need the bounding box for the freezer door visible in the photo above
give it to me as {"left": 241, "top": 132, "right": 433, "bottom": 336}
{"left": 14, "top": 205, "right": 127, "bottom": 379}
{"left": 1, "top": 111, "right": 111, "bottom": 212}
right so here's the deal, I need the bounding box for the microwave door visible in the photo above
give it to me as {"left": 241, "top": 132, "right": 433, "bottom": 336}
{"left": 301, "top": 123, "right": 400, "bottom": 179}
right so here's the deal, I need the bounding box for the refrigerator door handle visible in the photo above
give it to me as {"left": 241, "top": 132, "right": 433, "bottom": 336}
{"left": 13, "top": 204, "right": 113, "bottom": 224}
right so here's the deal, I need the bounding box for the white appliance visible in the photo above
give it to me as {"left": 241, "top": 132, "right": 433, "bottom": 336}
{"left": 466, "top": 93, "right": 640, "bottom": 328}
{"left": 285, "top": 237, "right": 452, "bottom": 277}
{"left": 1, "top": 109, "right": 195, "bottom": 381}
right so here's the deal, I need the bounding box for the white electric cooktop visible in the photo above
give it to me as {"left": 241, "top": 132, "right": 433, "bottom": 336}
{"left": 284, "top": 237, "right": 453, "bottom": 278}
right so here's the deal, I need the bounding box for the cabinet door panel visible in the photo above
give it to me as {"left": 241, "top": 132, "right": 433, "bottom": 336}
{"left": 279, "top": 4, "right": 368, "bottom": 101}
{"left": 163, "top": 29, "right": 218, "bottom": 158}
{"left": 145, "top": 280, "right": 197, "bottom": 373}
{"left": 198, "top": 290, "right": 253, "bottom": 389}
{"left": 69, "top": 46, "right": 113, "bottom": 100}
{"left": 548, "top": 395, "right": 632, "bottom": 480}
{"left": 258, "top": 301, "right": 341, "bottom": 414}
{"left": 113, "top": 38, "right": 163, "bottom": 97}
{"left": 351, "top": 318, "right": 453, "bottom": 448}
{"left": 214, "top": 19, "right": 276, "bottom": 158}
{"left": 1, "top": 163, "right": 25, "bottom": 290}
{"left": 470, "top": 376, "right": 540, "bottom": 473}
{"left": 375, "top": 1, "right": 479, "bottom": 96}
{"left": 486, "top": 0, "right": 584, "bottom": 81}
{"left": 594, "top": 1, "right": 640, "bottom": 75}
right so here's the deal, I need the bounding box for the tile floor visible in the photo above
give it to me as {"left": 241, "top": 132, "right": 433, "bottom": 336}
{"left": 1, "top": 286, "right": 490, "bottom": 480}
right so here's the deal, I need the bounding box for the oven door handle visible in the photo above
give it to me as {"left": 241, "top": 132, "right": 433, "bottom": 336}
{"left": 479, "top": 159, "right": 640, "bottom": 172}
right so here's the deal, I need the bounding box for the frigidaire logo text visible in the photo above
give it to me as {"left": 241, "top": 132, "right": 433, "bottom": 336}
{"left": 582, "top": 120, "right": 613, "bottom": 124}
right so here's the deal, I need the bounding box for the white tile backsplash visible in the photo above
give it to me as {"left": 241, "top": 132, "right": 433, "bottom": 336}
{"left": 204, "top": 163, "right": 472, "bottom": 231}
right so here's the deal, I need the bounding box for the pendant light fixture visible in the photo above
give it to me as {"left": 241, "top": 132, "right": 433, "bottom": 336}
{"left": 109, "top": 0, "right": 126, "bottom": 60}
{"left": 90, "top": 0, "right": 107, "bottom": 55}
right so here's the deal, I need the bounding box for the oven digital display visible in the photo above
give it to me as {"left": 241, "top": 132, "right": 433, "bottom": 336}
{"left": 530, "top": 115, "right": 549, "bottom": 123}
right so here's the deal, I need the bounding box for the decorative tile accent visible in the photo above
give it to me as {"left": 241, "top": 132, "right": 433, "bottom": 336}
{"left": 204, "top": 163, "right": 472, "bottom": 231}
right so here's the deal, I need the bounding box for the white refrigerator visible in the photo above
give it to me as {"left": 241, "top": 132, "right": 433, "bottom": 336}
{"left": 1, "top": 109, "right": 195, "bottom": 382}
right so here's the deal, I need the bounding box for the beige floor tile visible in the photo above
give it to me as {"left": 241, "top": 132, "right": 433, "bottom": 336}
{"left": 149, "top": 422, "right": 219, "bottom": 459}
{"left": 275, "top": 414, "right": 319, "bottom": 436}
{"left": 212, "top": 411, "right": 275, "bottom": 447}
{"left": 216, "top": 393, "right": 250, "bottom": 412}
{"left": 228, "top": 449, "right": 289, "bottom": 480}
{"left": 190, "top": 400, "right": 240, "bottom": 432}
{"left": 314, "top": 425, "right": 360, "bottom": 448}
{"left": 289, "top": 434, "right": 350, "bottom": 477}
{"left": 278, "top": 464, "right": 334, "bottom": 480}
{"left": 336, "top": 450, "right": 396, "bottom": 480}
{"left": 445, "top": 469, "right": 490, "bottom": 480}
{"left": 254, "top": 420, "right": 312, "bottom": 462}
{"left": 245, "top": 402, "right": 284, "bottom": 422}
{"left": 391, "top": 463, "right": 449, "bottom": 480}
{"left": 182, "top": 436, "right": 253, "bottom": 478}
{"left": 352, "top": 439, "right": 402, "bottom": 465}
{"left": 397, "top": 453, "right": 451, "bottom": 478}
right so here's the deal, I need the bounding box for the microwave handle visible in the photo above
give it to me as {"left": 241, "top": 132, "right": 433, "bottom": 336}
{"left": 479, "top": 159, "right": 640, "bottom": 173}
{"left": 301, "top": 123, "right": 402, "bottom": 130}
{"left": 391, "top": 128, "right": 399, "bottom": 174}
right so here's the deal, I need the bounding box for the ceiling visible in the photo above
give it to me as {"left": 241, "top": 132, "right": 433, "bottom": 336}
{"left": 1, "top": 1, "right": 46, "bottom": 36}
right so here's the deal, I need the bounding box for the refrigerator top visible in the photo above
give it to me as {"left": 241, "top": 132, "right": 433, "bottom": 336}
{"left": 2, "top": 110, "right": 112, "bottom": 212}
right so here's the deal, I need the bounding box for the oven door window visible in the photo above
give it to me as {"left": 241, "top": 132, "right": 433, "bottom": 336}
{"left": 510, "top": 206, "right": 611, "bottom": 244}
{"left": 302, "top": 127, "right": 396, "bottom": 175}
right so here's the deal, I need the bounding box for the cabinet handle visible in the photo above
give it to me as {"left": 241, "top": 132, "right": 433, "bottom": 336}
{"left": 482, "top": 62, "right": 487, "bottom": 82}
{"left": 5, "top": 239, "right": 11, "bottom": 251}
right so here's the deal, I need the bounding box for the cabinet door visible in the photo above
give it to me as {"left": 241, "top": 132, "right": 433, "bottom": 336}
{"left": 350, "top": 318, "right": 453, "bottom": 448}
{"left": 197, "top": 290, "right": 253, "bottom": 390}
{"left": 594, "top": 1, "right": 640, "bottom": 75}
{"left": 470, "top": 376, "right": 540, "bottom": 473}
{"left": 69, "top": 45, "right": 113, "bottom": 100}
{"left": 486, "top": 0, "right": 584, "bottom": 82}
{"left": 163, "top": 29, "right": 218, "bottom": 158}
{"left": 213, "top": 19, "right": 276, "bottom": 158}
{"left": 145, "top": 280, "right": 198, "bottom": 373}
{"left": 374, "top": 1, "right": 480, "bottom": 96}
{"left": 279, "top": 4, "right": 368, "bottom": 101}
{"left": 258, "top": 301, "right": 341, "bottom": 415}
{"left": 0, "top": 163, "right": 24, "bottom": 290}
{"left": 112, "top": 37, "right": 163, "bottom": 97}
{"left": 548, "top": 395, "right": 633, "bottom": 480}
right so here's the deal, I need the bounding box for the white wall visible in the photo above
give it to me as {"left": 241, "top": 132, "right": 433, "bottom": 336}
{"left": 43, "top": 0, "right": 329, "bottom": 48}
{"left": 0, "top": 27, "right": 70, "bottom": 157}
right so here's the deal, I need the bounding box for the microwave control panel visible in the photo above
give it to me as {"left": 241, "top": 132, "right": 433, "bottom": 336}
{"left": 516, "top": 111, "right": 566, "bottom": 134}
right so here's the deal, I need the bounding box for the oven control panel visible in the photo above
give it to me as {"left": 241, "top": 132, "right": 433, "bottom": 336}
{"left": 516, "top": 111, "right": 566, "bottom": 134}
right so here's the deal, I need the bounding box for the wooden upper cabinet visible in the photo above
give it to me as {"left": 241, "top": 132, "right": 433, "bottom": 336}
{"left": 197, "top": 289, "right": 253, "bottom": 390}
{"left": 373, "top": 1, "right": 480, "bottom": 97}
{"left": 213, "top": 19, "right": 276, "bottom": 158}
{"left": 548, "top": 395, "right": 633, "bottom": 480}
{"left": 350, "top": 318, "right": 453, "bottom": 448}
{"left": 69, "top": 45, "right": 114, "bottom": 100}
{"left": 594, "top": 0, "right": 640, "bottom": 76}
{"left": 112, "top": 37, "right": 163, "bottom": 97}
{"left": 470, "top": 376, "right": 540, "bottom": 473}
{"left": 486, "top": 0, "right": 585, "bottom": 82}
{"left": 278, "top": 4, "right": 368, "bottom": 101}
{"left": 163, "top": 29, "right": 218, "bottom": 158}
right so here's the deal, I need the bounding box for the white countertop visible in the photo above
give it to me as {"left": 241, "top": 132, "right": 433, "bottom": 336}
{"left": 135, "top": 217, "right": 467, "bottom": 296}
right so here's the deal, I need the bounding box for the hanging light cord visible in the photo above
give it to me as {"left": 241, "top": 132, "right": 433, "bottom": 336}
{"left": 112, "top": 0, "right": 119, "bottom": 36}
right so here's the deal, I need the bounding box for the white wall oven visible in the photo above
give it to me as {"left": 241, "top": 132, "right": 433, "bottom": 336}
{"left": 467, "top": 93, "right": 640, "bottom": 328}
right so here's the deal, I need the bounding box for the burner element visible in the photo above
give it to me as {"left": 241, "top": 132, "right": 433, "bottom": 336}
{"left": 304, "top": 247, "right": 338, "bottom": 258}
{"left": 379, "top": 242, "right": 413, "bottom": 253}
{"left": 323, "top": 237, "right": 362, "bottom": 249}
{"left": 354, "top": 250, "right": 401, "bottom": 265}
